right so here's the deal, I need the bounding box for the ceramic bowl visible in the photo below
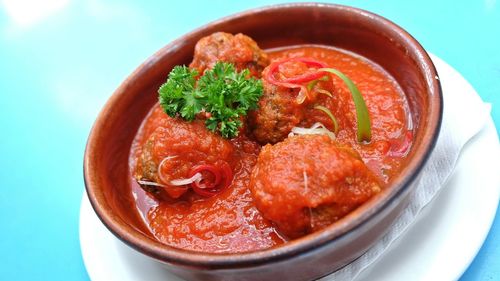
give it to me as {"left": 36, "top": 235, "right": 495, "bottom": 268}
{"left": 84, "top": 3, "right": 442, "bottom": 280}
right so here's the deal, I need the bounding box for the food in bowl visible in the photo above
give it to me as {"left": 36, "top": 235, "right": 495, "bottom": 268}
{"left": 85, "top": 4, "right": 442, "bottom": 280}
{"left": 129, "top": 32, "right": 413, "bottom": 253}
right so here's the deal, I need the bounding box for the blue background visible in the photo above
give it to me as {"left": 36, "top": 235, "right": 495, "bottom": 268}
{"left": 0, "top": 0, "right": 498, "bottom": 280}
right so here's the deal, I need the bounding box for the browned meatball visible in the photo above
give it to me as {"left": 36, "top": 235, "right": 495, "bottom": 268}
{"left": 247, "top": 83, "right": 304, "bottom": 144}
{"left": 249, "top": 134, "right": 381, "bottom": 238}
{"left": 135, "top": 106, "right": 235, "bottom": 198}
{"left": 189, "top": 32, "right": 269, "bottom": 76}
{"left": 248, "top": 59, "right": 336, "bottom": 144}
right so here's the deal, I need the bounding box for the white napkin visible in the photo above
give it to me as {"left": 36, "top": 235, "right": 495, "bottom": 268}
{"left": 322, "top": 55, "right": 492, "bottom": 280}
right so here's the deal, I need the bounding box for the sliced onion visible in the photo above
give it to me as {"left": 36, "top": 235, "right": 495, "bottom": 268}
{"left": 302, "top": 169, "right": 315, "bottom": 228}
{"left": 302, "top": 169, "right": 309, "bottom": 193}
{"left": 157, "top": 156, "right": 178, "bottom": 185}
{"left": 137, "top": 180, "right": 167, "bottom": 188}
{"left": 169, "top": 172, "right": 203, "bottom": 186}
{"left": 289, "top": 122, "right": 336, "bottom": 140}
{"left": 158, "top": 156, "right": 178, "bottom": 170}
{"left": 315, "top": 89, "right": 333, "bottom": 97}
{"left": 295, "top": 85, "right": 308, "bottom": 104}
{"left": 309, "top": 122, "right": 324, "bottom": 130}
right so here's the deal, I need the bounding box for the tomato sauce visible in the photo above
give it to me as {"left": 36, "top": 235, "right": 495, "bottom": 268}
{"left": 130, "top": 107, "right": 285, "bottom": 253}
{"left": 267, "top": 46, "right": 410, "bottom": 181}
{"left": 129, "top": 45, "right": 411, "bottom": 253}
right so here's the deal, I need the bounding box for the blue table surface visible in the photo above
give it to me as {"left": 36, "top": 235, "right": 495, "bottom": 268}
{"left": 1, "top": 1, "right": 498, "bottom": 280}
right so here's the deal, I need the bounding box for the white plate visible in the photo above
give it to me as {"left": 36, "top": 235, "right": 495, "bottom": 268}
{"left": 79, "top": 56, "right": 500, "bottom": 281}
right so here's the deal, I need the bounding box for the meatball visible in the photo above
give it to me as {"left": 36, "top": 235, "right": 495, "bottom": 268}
{"left": 189, "top": 32, "right": 269, "bottom": 76}
{"left": 247, "top": 83, "right": 304, "bottom": 144}
{"left": 135, "top": 106, "right": 235, "bottom": 198}
{"left": 249, "top": 134, "right": 381, "bottom": 238}
{"left": 248, "top": 59, "right": 336, "bottom": 144}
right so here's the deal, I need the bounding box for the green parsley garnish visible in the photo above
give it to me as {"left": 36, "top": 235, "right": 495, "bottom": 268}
{"left": 158, "top": 62, "right": 263, "bottom": 138}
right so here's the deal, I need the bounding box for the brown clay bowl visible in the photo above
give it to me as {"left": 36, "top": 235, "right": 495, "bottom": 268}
{"left": 84, "top": 3, "right": 442, "bottom": 281}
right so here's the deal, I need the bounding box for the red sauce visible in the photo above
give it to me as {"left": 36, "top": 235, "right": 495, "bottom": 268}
{"left": 266, "top": 46, "right": 409, "bottom": 181}
{"left": 129, "top": 45, "right": 411, "bottom": 253}
{"left": 130, "top": 107, "right": 285, "bottom": 253}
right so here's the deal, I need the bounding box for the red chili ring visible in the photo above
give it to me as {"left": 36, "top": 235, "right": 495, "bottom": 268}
{"left": 264, "top": 57, "right": 329, "bottom": 103}
{"left": 190, "top": 162, "right": 233, "bottom": 198}
{"left": 188, "top": 164, "right": 221, "bottom": 189}
{"left": 282, "top": 58, "right": 327, "bottom": 83}
{"left": 265, "top": 57, "right": 328, "bottom": 84}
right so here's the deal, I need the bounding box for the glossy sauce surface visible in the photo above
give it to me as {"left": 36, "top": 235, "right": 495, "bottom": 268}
{"left": 129, "top": 45, "right": 410, "bottom": 253}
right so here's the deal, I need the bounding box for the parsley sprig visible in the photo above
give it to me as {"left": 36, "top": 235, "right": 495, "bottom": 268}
{"left": 159, "top": 62, "right": 263, "bottom": 138}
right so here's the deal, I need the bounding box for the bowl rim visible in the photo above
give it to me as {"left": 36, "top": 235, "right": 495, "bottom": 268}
{"left": 84, "top": 2, "right": 443, "bottom": 269}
